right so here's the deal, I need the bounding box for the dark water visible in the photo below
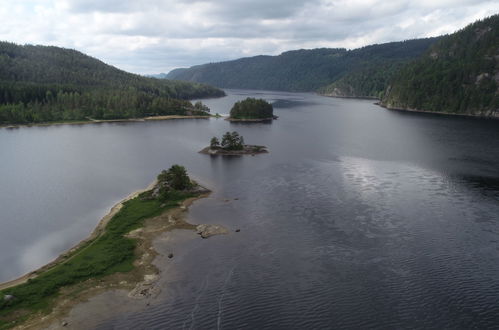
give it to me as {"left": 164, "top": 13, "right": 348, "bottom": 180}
{"left": 2, "top": 90, "right": 499, "bottom": 329}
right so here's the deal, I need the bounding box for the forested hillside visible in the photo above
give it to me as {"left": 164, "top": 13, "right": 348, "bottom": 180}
{"left": 0, "top": 42, "right": 224, "bottom": 125}
{"left": 317, "top": 61, "right": 406, "bottom": 99}
{"left": 381, "top": 15, "right": 499, "bottom": 116}
{"left": 166, "top": 38, "right": 438, "bottom": 94}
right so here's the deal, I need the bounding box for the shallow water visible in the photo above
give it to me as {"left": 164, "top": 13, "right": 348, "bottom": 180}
{"left": 1, "top": 90, "right": 499, "bottom": 328}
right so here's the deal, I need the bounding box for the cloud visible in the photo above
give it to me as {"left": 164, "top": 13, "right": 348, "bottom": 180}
{"left": 0, "top": 0, "right": 497, "bottom": 74}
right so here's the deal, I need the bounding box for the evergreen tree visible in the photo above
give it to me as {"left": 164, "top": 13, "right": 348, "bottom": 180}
{"left": 220, "top": 131, "right": 244, "bottom": 150}
{"left": 194, "top": 101, "right": 210, "bottom": 112}
{"left": 230, "top": 98, "right": 273, "bottom": 119}
{"left": 160, "top": 164, "right": 192, "bottom": 191}
{"left": 381, "top": 14, "right": 499, "bottom": 116}
{"left": 0, "top": 42, "right": 225, "bottom": 125}
{"left": 210, "top": 136, "right": 220, "bottom": 148}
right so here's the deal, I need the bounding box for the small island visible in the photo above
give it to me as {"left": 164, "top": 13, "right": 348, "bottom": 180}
{"left": 199, "top": 131, "right": 268, "bottom": 155}
{"left": 227, "top": 97, "right": 277, "bottom": 122}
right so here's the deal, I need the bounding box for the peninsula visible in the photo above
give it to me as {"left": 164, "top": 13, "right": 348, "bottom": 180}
{"left": 199, "top": 131, "right": 268, "bottom": 155}
{"left": 0, "top": 165, "right": 214, "bottom": 329}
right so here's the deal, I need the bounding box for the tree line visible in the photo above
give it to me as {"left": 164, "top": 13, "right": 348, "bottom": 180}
{"left": 166, "top": 38, "right": 439, "bottom": 93}
{"left": 382, "top": 14, "right": 499, "bottom": 116}
{"left": 210, "top": 131, "right": 245, "bottom": 150}
{"left": 0, "top": 42, "right": 224, "bottom": 125}
{"left": 0, "top": 89, "right": 201, "bottom": 124}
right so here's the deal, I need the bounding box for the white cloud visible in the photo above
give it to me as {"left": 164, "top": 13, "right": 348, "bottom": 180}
{"left": 0, "top": 0, "right": 497, "bottom": 74}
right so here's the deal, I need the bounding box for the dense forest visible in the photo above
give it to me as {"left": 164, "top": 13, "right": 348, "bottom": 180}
{"left": 381, "top": 15, "right": 499, "bottom": 116}
{"left": 318, "top": 61, "right": 407, "bottom": 99}
{"left": 166, "top": 38, "right": 438, "bottom": 94}
{"left": 0, "top": 42, "right": 224, "bottom": 125}
{"left": 230, "top": 98, "right": 274, "bottom": 119}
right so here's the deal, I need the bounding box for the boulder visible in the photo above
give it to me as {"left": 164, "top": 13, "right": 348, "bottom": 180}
{"left": 196, "top": 224, "right": 229, "bottom": 238}
{"left": 3, "top": 295, "right": 14, "bottom": 301}
{"left": 186, "top": 185, "right": 211, "bottom": 194}
{"left": 151, "top": 181, "right": 170, "bottom": 198}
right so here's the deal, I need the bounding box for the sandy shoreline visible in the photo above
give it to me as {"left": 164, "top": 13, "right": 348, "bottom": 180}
{"left": 0, "top": 181, "right": 158, "bottom": 292}
{"left": 0, "top": 115, "right": 211, "bottom": 130}
{"left": 2, "top": 182, "right": 210, "bottom": 329}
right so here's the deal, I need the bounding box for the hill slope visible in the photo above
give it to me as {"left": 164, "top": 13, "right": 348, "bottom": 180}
{"left": 317, "top": 60, "right": 408, "bottom": 99}
{"left": 381, "top": 15, "right": 499, "bottom": 117}
{"left": 166, "top": 38, "right": 438, "bottom": 94}
{"left": 0, "top": 42, "right": 224, "bottom": 124}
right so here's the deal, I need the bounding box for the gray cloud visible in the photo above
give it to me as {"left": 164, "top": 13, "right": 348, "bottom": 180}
{"left": 203, "top": 0, "right": 320, "bottom": 19}
{"left": 67, "top": 0, "right": 156, "bottom": 13}
{"left": 0, "top": 0, "right": 497, "bottom": 74}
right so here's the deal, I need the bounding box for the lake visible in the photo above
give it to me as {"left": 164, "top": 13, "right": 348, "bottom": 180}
{"left": 1, "top": 90, "right": 499, "bottom": 328}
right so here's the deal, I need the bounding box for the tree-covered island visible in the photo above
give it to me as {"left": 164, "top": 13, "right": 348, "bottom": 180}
{"left": 199, "top": 131, "right": 268, "bottom": 155}
{"left": 227, "top": 97, "right": 277, "bottom": 121}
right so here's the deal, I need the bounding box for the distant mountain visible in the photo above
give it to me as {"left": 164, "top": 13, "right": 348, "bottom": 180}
{"left": 381, "top": 15, "right": 499, "bottom": 117}
{"left": 0, "top": 42, "right": 224, "bottom": 124}
{"left": 165, "top": 38, "right": 439, "bottom": 94}
{"left": 147, "top": 73, "right": 169, "bottom": 79}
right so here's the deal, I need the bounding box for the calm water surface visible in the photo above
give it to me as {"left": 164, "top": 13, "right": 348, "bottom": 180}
{"left": 1, "top": 90, "right": 499, "bottom": 329}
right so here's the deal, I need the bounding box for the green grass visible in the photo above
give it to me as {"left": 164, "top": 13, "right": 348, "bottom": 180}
{"left": 0, "top": 190, "right": 194, "bottom": 329}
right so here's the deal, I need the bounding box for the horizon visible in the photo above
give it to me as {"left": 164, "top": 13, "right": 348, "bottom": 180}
{"left": 0, "top": 1, "right": 497, "bottom": 75}
{"left": 156, "top": 35, "right": 443, "bottom": 74}
{"left": 1, "top": 34, "right": 442, "bottom": 76}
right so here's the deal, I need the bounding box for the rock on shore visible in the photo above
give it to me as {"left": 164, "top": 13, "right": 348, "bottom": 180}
{"left": 196, "top": 224, "right": 229, "bottom": 238}
{"left": 199, "top": 145, "right": 268, "bottom": 156}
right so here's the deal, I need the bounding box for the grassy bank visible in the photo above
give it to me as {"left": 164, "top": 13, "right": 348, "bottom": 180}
{"left": 0, "top": 188, "right": 196, "bottom": 329}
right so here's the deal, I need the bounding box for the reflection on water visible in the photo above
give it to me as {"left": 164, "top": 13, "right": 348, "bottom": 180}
{"left": 458, "top": 174, "right": 499, "bottom": 197}
{"left": 271, "top": 98, "right": 313, "bottom": 109}
{"left": 1, "top": 90, "right": 499, "bottom": 328}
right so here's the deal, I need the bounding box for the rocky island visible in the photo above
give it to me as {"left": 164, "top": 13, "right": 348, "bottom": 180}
{"left": 199, "top": 131, "right": 269, "bottom": 155}
{"left": 227, "top": 97, "right": 277, "bottom": 122}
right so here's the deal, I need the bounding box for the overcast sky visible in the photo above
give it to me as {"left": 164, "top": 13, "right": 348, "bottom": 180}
{"left": 0, "top": 0, "right": 497, "bottom": 74}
